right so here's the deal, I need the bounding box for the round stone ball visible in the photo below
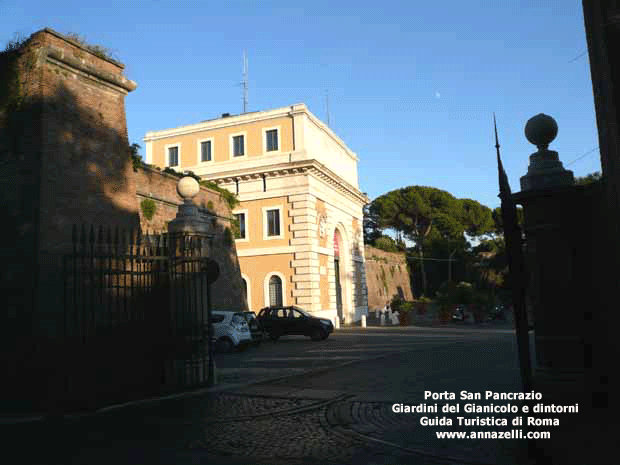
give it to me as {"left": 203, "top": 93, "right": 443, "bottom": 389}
{"left": 177, "top": 176, "right": 200, "bottom": 199}
{"left": 525, "top": 114, "right": 558, "bottom": 148}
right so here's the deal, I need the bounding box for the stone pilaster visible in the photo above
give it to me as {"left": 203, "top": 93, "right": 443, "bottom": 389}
{"left": 288, "top": 193, "right": 321, "bottom": 312}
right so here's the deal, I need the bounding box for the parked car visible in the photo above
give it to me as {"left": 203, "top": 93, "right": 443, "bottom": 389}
{"left": 242, "top": 311, "right": 264, "bottom": 345}
{"left": 487, "top": 305, "right": 507, "bottom": 321}
{"left": 211, "top": 310, "right": 252, "bottom": 353}
{"left": 256, "top": 306, "right": 334, "bottom": 341}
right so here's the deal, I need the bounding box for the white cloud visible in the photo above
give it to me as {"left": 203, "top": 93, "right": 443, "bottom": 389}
{"left": 435, "top": 91, "right": 441, "bottom": 99}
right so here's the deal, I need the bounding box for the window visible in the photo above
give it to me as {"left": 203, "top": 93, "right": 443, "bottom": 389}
{"left": 262, "top": 126, "right": 280, "bottom": 154}
{"left": 266, "top": 129, "right": 278, "bottom": 152}
{"left": 233, "top": 135, "right": 244, "bottom": 156}
{"left": 234, "top": 213, "right": 246, "bottom": 239}
{"left": 241, "top": 278, "right": 248, "bottom": 305}
{"left": 201, "top": 140, "right": 212, "bottom": 162}
{"left": 168, "top": 146, "right": 179, "bottom": 167}
{"left": 269, "top": 276, "right": 283, "bottom": 307}
{"left": 267, "top": 209, "right": 280, "bottom": 237}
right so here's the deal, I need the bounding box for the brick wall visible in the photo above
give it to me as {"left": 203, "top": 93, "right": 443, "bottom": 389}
{"left": 0, "top": 28, "right": 246, "bottom": 341}
{"left": 135, "top": 166, "right": 247, "bottom": 311}
{"left": 364, "top": 245, "right": 414, "bottom": 312}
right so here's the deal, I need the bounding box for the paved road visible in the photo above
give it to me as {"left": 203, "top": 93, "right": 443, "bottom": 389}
{"left": 3, "top": 326, "right": 534, "bottom": 465}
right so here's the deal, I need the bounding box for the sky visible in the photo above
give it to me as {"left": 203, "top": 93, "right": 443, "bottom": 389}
{"left": 3, "top": 0, "right": 601, "bottom": 209}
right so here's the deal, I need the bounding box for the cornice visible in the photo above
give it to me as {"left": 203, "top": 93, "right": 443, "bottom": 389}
{"left": 44, "top": 46, "right": 137, "bottom": 93}
{"left": 39, "top": 28, "right": 125, "bottom": 69}
{"left": 144, "top": 103, "right": 307, "bottom": 142}
{"left": 201, "top": 159, "right": 368, "bottom": 206}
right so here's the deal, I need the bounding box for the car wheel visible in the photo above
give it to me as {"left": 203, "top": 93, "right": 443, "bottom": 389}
{"left": 216, "top": 337, "right": 233, "bottom": 353}
{"left": 311, "top": 329, "right": 325, "bottom": 341}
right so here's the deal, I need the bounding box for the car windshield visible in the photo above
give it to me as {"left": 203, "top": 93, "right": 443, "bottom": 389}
{"left": 291, "top": 306, "right": 310, "bottom": 317}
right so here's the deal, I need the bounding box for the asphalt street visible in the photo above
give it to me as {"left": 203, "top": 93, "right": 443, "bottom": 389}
{"left": 3, "top": 325, "right": 535, "bottom": 465}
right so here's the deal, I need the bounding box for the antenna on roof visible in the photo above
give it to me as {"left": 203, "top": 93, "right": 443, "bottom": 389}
{"left": 325, "top": 89, "right": 330, "bottom": 127}
{"left": 242, "top": 50, "right": 248, "bottom": 113}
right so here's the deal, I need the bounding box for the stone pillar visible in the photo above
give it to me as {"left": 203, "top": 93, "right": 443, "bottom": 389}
{"left": 168, "top": 177, "right": 216, "bottom": 385}
{"left": 514, "top": 114, "right": 606, "bottom": 464}
{"left": 516, "top": 114, "right": 583, "bottom": 393}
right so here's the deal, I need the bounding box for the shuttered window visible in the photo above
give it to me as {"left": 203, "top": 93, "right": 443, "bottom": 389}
{"left": 201, "top": 141, "right": 212, "bottom": 162}
{"left": 267, "top": 209, "right": 280, "bottom": 237}
{"left": 168, "top": 146, "right": 179, "bottom": 167}
{"left": 266, "top": 129, "right": 278, "bottom": 152}
{"left": 233, "top": 135, "right": 244, "bottom": 156}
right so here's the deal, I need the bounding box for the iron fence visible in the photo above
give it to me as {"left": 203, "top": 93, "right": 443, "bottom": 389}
{"left": 62, "top": 224, "right": 212, "bottom": 408}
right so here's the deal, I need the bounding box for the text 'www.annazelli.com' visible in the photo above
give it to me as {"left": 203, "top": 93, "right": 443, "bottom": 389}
{"left": 436, "top": 430, "right": 551, "bottom": 439}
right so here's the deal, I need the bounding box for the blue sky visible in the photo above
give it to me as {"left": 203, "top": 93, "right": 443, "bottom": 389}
{"left": 3, "top": 0, "right": 600, "bottom": 209}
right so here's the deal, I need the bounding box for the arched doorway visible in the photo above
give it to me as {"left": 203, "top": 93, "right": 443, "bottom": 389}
{"left": 241, "top": 276, "right": 249, "bottom": 309}
{"left": 334, "top": 230, "right": 343, "bottom": 322}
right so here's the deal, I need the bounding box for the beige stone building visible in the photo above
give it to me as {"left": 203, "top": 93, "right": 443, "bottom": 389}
{"left": 144, "top": 104, "right": 369, "bottom": 324}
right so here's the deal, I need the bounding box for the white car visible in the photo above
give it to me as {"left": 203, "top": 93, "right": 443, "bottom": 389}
{"left": 211, "top": 311, "right": 252, "bottom": 353}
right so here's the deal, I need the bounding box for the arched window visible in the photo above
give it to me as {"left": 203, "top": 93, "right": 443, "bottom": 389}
{"left": 269, "top": 275, "right": 283, "bottom": 307}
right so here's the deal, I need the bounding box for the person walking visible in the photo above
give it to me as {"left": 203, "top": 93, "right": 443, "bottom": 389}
{"left": 380, "top": 305, "right": 386, "bottom": 326}
{"left": 383, "top": 301, "right": 390, "bottom": 325}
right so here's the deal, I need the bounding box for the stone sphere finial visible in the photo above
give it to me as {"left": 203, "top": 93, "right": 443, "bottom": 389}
{"left": 177, "top": 176, "right": 200, "bottom": 200}
{"left": 525, "top": 114, "right": 558, "bottom": 150}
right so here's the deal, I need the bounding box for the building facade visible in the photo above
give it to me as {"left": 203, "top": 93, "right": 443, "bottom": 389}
{"left": 144, "top": 103, "right": 369, "bottom": 324}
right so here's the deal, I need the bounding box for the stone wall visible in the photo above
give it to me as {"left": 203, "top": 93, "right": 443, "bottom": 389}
{"left": 364, "top": 245, "right": 413, "bottom": 312}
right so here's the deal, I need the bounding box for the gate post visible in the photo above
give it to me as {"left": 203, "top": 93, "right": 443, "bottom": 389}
{"left": 168, "top": 177, "right": 216, "bottom": 386}
{"left": 513, "top": 114, "right": 603, "bottom": 463}
{"left": 515, "top": 114, "right": 582, "bottom": 393}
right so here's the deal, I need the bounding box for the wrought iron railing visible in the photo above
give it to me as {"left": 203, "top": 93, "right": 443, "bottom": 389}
{"left": 62, "top": 224, "right": 212, "bottom": 409}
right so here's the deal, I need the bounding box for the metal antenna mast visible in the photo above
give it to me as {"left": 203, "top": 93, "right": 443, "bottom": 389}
{"left": 242, "top": 50, "right": 248, "bottom": 113}
{"left": 325, "top": 89, "right": 330, "bottom": 127}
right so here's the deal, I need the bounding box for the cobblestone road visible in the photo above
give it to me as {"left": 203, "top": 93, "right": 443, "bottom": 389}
{"left": 3, "top": 326, "right": 531, "bottom": 465}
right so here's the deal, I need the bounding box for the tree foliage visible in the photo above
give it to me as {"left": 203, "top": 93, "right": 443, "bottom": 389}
{"left": 575, "top": 171, "right": 602, "bottom": 185}
{"left": 373, "top": 235, "right": 402, "bottom": 253}
{"left": 491, "top": 206, "right": 524, "bottom": 233}
{"left": 368, "top": 186, "right": 495, "bottom": 245}
{"left": 366, "top": 186, "right": 495, "bottom": 295}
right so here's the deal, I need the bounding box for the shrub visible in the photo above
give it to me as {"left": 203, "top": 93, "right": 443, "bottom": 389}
{"left": 65, "top": 32, "right": 118, "bottom": 62}
{"left": 224, "top": 227, "right": 234, "bottom": 246}
{"left": 200, "top": 180, "right": 239, "bottom": 210}
{"left": 140, "top": 199, "right": 157, "bottom": 221}
{"left": 163, "top": 167, "right": 183, "bottom": 178}
{"left": 374, "top": 236, "right": 400, "bottom": 252}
